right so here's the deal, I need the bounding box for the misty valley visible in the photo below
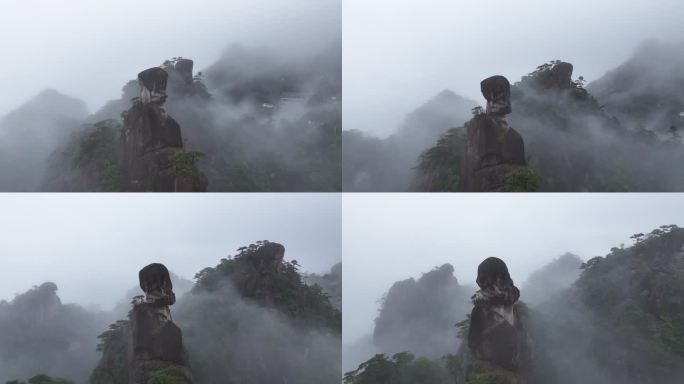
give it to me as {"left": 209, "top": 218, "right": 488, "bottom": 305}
{"left": 0, "top": 241, "right": 342, "bottom": 384}
{"left": 343, "top": 40, "right": 684, "bottom": 192}
{"left": 0, "top": 43, "right": 341, "bottom": 192}
{"left": 344, "top": 225, "right": 684, "bottom": 384}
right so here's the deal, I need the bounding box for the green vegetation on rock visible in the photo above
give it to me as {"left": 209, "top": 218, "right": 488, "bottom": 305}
{"left": 146, "top": 366, "right": 191, "bottom": 384}
{"left": 169, "top": 149, "right": 205, "bottom": 178}
{"left": 414, "top": 127, "right": 466, "bottom": 192}
{"left": 501, "top": 166, "right": 542, "bottom": 192}
{"left": 72, "top": 119, "right": 124, "bottom": 191}
{"left": 193, "top": 240, "right": 341, "bottom": 331}
{"left": 89, "top": 320, "right": 129, "bottom": 384}
{"left": 343, "top": 353, "right": 453, "bottom": 384}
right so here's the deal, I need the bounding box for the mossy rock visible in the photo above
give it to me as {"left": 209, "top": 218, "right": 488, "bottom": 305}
{"left": 146, "top": 364, "right": 192, "bottom": 384}
{"left": 466, "top": 360, "right": 521, "bottom": 384}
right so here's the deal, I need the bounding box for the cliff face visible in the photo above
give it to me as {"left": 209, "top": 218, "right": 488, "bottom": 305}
{"left": 91, "top": 264, "right": 192, "bottom": 384}
{"left": 119, "top": 67, "right": 207, "bottom": 192}
{"left": 416, "top": 57, "right": 684, "bottom": 192}
{"left": 373, "top": 264, "right": 472, "bottom": 358}
{"left": 0, "top": 283, "right": 105, "bottom": 383}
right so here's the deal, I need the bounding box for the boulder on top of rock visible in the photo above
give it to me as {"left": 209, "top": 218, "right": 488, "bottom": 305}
{"left": 463, "top": 76, "right": 530, "bottom": 191}
{"left": 138, "top": 67, "right": 168, "bottom": 104}
{"left": 139, "top": 263, "right": 176, "bottom": 306}
{"left": 119, "top": 64, "right": 207, "bottom": 192}
{"left": 481, "top": 75, "right": 512, "bottom": 115}
{"left": 466, "top": 257, "right": 530, "bottom": 383}
{"left": 129, "top": 263, "right": 192, "bottom": 384}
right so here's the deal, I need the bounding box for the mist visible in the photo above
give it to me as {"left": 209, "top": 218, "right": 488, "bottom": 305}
{"left": 0, "top": 194, "right": 341, "bottom": 382}
{"left": 344, "top": 0, "right": 684, "bottom": 138}
{"left": 342, "top": 193, "right": 684, "bottom": 372}
{"left": 343, "top": 1, "right": 684, "bottom": 192}
{"left": 0, "top": 0, "right": 341, "bottom": 192}
{"left": 175, "top": 274, "right": 340, "bottom": 383}
{"left": 0, "top": 0, "right": 340, "bottom": 115}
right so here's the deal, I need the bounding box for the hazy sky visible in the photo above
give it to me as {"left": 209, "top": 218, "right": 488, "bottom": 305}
{"left": 0, "top": 193, "right": 341, "bottom": 310}
{"left": 344, "top": 0, "right": 684, "bottom": 137}
{"left": 342, "top": 193, "right": 684, "bottom": 345}
{"left": 0, "top": 0, "right": 340, "bottom": 116}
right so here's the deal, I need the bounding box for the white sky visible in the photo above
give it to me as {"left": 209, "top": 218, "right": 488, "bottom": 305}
{"left": 0, "top": 193, "right": 341, "bottom": 310}
{"left": 342, "top": 193, "right": 684, "bottom": 345}
{"left": 0, "top": 0, "right": 340, "bottom": 116}
{"left": 343, "top": 0, "right": 684, "bottom": 137}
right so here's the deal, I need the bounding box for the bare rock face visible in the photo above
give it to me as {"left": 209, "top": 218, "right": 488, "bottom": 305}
{"left": 466, "top": 257, "right": 530, "bottom": 384}
{"left": 481, "top": 75, "right": 513, "bottom": 115}
{"left": 167, "top": 59, "right": 195, "bottom": 93}
{"left": 120, "top": 67, "right": 207, "bottom": 192}
{"left": 129, "top": 263, "right": 192, "bottom": 384}
{"left": 463, "top": 76, "right": 529, "bottom": 191}
{"left": 533, "top": 61, "right": 574, "bottom": 89}
{"left": 138, "top": 67, "right": 169, "bottom": 104}
{"left": 139, "top": 263, "right": 177, "bottom": 306}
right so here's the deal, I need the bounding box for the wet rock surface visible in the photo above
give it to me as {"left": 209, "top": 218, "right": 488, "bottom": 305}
{"left": 463, "top": 76, "right": 529, "bottom": 191}
{"left": 129, "top": 263, "right": 192, "bottom": 384}
{"left": 466, "top": 257, "right": 530, "bottom": 383}
{"left": 120, "top": 67, "right": 207, "bottom": 192}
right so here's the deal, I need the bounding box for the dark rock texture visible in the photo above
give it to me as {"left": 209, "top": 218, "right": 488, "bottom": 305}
{"left": 463, "top": 76, "right": 528, "bottom": 192}
{"left": 467, "top": 257, "right": 530, "bottom": 383}
{"left": 138, "top": 67, "right": 168, "bottom": 104}
{"left": 120, "top": 67, "right": 207, "bottom": 192}
{"left": 129, "top": 263, "right": 192, "bottom": 384}
{"left": 139, "top": 263, "right": 176, "bottom": 306}
{"left": 373, "top": 263, "right": 471, "bottom": 358}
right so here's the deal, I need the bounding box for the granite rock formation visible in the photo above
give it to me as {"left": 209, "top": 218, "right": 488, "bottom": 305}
{"left": 129, "top": 263, "right": 192, "bottom": 384}
{"left": 463, "top": 76, "right": 529, "bottom": 191}
{"left": 120, "top": 67, "right": 207, "bottom": 192}
{"left": 467, "top": 257, "right": 530, "bottom": 384}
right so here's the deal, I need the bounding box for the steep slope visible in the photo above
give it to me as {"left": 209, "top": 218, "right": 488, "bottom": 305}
{"left": 0, "top": 90, "right": 87, "bottom": 191}
{"left": 373, "top": 264, "right": 472, "bottom": 358}
{"left": 588, "top": 40, "right": 684, "bottom": 134}
{"left": 530, "top": 225, "right": 684, "bottom": 384}
{"left": 0, "top": 283, "right": 106, "bottom": 383}
{"left": 343, "top": 91, "right": 476, "bottom": 191}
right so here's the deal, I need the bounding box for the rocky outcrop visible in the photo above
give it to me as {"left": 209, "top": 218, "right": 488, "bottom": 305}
{"left": 467, "top": 257, "right": 530, "bottom": 384}
{"left": 533, "top": 61, "right": 574, "bottom": 89}
{"left": 120, "top": 67, "right": 207, "bottom": 192}
{"left": 463, "top": 76, "right": 530, "bottom": 191}
{"left": 129, "top": 263, "right": 192, "bottom": 384}
{"left": 164, "top": 58, "right": 205, "bottom": 97}
{"left": 373, "top": 263, "right": 471, "bottom": 358}
{"left": 303, "top": 262, "right": 342, "bottom": 310}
